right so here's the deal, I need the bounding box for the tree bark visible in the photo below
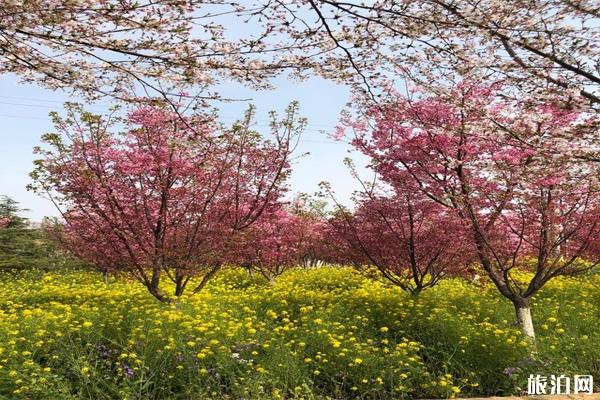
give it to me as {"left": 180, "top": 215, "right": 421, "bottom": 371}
{"left": 191, "top": 266, "right": 221, "bottom": 294}
{"left": 513, "top": 298, "right": 536, "bottom": 341}
{"left": 410, "top": 287, "right": 422, "bottom": 300}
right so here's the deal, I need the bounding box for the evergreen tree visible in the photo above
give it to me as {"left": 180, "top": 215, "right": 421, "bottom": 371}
{"left": 0, "top": 196, "right": 36, "bottom": 269}
{"left": 0, "top": 196, "right": 75, "bottom": 271}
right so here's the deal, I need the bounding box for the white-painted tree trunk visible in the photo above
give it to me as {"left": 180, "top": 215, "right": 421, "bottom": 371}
{"left": 515, "top": 303, "right": 536, "bottom": 341}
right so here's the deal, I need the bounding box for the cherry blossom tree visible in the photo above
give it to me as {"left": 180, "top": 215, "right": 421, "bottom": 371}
{"left": 3, "top": 1, "right": 599, "bottom": 111}
{"left": 323, "top": 175, "right": 472, "bottom": 296}
{"left": 287, "top": 194, "right": 331, "bottom": 268}
{"left": 233, "top": 197, "right": 330, "bottom": 281}
{"left": 341, "top": 82, "right": 600, "bottom": 339}
{"left": 255, "top": 0, "right": 600, "bottom": 109}
{"left": 234, "top": 208, "right": 301, "bottom": 282}
{"left": 0, "top": 1, "right": 312, "bottom": 102}
{"left": 29, "top": 103, "right": 302, "bottom": 301}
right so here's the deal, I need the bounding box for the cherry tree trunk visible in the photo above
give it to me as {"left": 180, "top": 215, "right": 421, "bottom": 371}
{"left": 513, "top": 298, "right": 535, "bottom": 341}
{"left": 102, "top": 271, "right": 110, "bottom": 285}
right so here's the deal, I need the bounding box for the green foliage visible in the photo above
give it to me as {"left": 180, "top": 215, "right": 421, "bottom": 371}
{"left": 0, "top": 196, "right": 80, "bottom": 271}
{"left": 0, "top": 196, "right": 40, "bottom": 270}
{"left": 0, "top": 267, "right": 598, "bottom": 399}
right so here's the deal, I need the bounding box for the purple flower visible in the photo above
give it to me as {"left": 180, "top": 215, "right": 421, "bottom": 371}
{"left": 95, "top": 343, "right": 111, "bottom": 359}
{"left": 503, "top": 367, "right": 520, "bottom": 378}
{"left": 121, "top": 363, "right": 134, "bottom": 379}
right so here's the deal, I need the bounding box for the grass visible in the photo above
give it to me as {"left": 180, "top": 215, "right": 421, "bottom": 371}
{"left": 0, "top": 267, "right": 598, "bottom": 399}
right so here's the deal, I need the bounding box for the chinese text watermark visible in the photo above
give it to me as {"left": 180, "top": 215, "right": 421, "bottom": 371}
{"left": 527, "top": 374, "right": 594, "bottom": 395}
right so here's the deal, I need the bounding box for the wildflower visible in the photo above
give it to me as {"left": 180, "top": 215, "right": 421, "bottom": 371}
{"left": 121, "top": 364, "right": 134, "bottom": 378}
{"left": 503, "top": 367, "right": 519, "bottom": 378}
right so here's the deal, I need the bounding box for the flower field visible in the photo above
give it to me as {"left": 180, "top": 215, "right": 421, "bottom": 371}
{"left": 0, "top": 267, "right": 598, "bottom": 399}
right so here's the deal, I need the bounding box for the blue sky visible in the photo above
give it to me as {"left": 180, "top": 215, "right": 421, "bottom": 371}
{"left": 0, "top": 74, "right": 369, "bottom": 221}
